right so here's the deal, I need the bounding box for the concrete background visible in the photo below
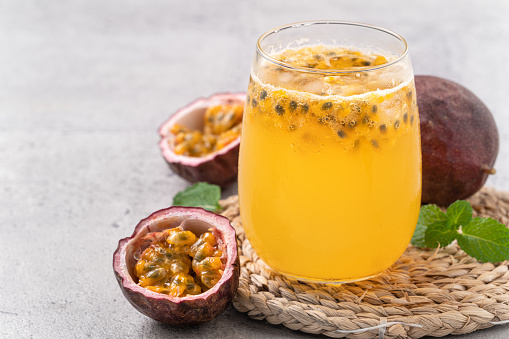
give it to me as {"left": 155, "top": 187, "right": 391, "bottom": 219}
{"left": 1, "top": 0, "right": 508, "bottom": 338}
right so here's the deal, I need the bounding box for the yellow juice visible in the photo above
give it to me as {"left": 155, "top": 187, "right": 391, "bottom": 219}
{"left": 238, "top": 46, "right": 421, "bottom": 282}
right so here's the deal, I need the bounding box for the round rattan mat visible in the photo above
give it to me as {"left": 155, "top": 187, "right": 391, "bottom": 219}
{"left": 219, "top": 187, "right": 509, "bottom": 338}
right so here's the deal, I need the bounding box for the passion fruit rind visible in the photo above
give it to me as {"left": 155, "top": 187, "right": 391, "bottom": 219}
{"left": 416, "top": 76, "right": 499, "bottom": 205}
{"left": 166, "top": 143, "right": 240, "bottom": 187}
{"left": 158, "top": 93, "right": 246, "bottom": 187}
{"left": 113, "top": 206, "right": 240, "bottom": 325}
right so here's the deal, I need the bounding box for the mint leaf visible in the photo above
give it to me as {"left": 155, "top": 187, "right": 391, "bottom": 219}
{"left": 457, "top": 217, "right": 509, "bottom": 262}
{"left": 446, "top": 200, "right": 473, "bottom": 229}
{"left": 425, "top": 220, "right": 457, "bottom": 248}
{"left": 411, "top": 204, "right": 447, "bottom": 247}
{"left": 412, "top": 200, "right": 509, "bottom": 263}
{"left": 172, "top": 182, "right": 221, "bottom": 212}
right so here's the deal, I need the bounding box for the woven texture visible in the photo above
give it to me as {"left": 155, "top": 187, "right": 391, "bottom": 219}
{"left": 219, "top": 187, "right": 509, "bottom": 338}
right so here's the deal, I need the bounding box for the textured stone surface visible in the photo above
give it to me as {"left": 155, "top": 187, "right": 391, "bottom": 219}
{"left": 1, "top": 0, "right": 508, "bottom": 338}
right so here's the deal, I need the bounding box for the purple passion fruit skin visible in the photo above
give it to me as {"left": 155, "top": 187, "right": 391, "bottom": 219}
{"left": 416, "top": 75, "right": 499, "bottom": 205}
{"left": 113, "top": 206, "right": 240, "bottom": 325}
{"left": 158, "top": 93, "right": 246, "bottom": 187}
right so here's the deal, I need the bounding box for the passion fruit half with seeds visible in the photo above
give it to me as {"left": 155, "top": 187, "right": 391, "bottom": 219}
{"left": 159, "top": 93, "right": 246, "bottom": 186}
{"left": 416, "top": 75, "right": 499, "bottom": 205}
{"left": 113, "top": 206, "right": 239, "bottom": 325}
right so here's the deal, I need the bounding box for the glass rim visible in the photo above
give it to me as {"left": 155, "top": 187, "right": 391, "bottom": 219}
{"left": 256, "top": 20, "right": 409, "bottom": 75}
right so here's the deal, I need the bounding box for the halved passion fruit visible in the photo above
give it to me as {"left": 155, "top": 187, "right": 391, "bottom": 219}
{"left": 113, "top": 206, "right": 239, "bottom": 325}
{"left": 158, "top": 93, "right": 246, "bottom": 186}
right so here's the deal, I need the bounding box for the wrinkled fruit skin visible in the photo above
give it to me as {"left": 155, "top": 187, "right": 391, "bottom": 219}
{"left": 159, "top": 93, "right": 246, "bottom": 187}
{"left": 416, "top": 75, "right": 499, "bottom": 205}
{"left": 167, "top": 144, "right": 239, "bottom": 187}
{"left": 113, "top": 206, "right": 240, "bottom": 325}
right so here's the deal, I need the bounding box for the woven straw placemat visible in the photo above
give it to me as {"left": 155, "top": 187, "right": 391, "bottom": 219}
{"left": 219, "top": 187, "right": 509, "bottom": 339}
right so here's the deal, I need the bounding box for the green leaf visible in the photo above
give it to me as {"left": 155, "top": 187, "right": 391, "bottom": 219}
{"left": 446, "top": 200, "right": 473, "bottom": 229}
{"left": 457, "top": 217, "right": 509, "bottom": 263}
{"left": 411, "top": 204, "right": 447, "bottom": 247}
{"left": 172, "top": 182, "right": 221, "bottom": 212}
{"left": 424, "top": 220, "right": 458, "bottom": 248}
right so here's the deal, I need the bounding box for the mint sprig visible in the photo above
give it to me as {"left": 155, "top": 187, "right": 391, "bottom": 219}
{"left": 411, "top": 200, "right": 509, "bottom": 263}
{"left": 172, "top": 182, "right": 221, "bottom": 212}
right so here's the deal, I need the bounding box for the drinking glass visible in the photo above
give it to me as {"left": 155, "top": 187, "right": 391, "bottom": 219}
{"left": 238, "top": 21, "right": 421, "bottom": 283}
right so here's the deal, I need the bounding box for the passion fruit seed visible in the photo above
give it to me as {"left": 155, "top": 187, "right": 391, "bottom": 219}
{"left": 189, "top": 231, "right": 216, "bottom": 257}
{"left": 135, "top": 226, "right": 224, "bottom": 298}
{"left": 193, "top": 242, "right": 215, "bottom": 262}
{"left": 170, "top": 259, "right": 190, "bottom": 275}
{"left": 167, "top": 230, "right": 196, "bottom": 246}
{"left": 169, "top": 273, "right": 201, "bottom": 297}
{"left": 201, "top": 271, "right": 223, "bottom": 289}
{"left": 260, "top": 90, "right": 267, "bottom": 100}
{"left": 322, "top": 102, "right": 333, "bottom": 110}
{"left": 275, "top": 104, "right": 285, "bottom": 115}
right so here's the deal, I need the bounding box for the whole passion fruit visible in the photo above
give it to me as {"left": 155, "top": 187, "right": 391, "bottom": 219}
{"left": 113, "top": 206, "right": 239, "bottom": 325}
{"left": 159, "top": 93, "right": 246, "bottom": 187}
{"left": 416, "top": 75, "right": 499, "bottom": 205}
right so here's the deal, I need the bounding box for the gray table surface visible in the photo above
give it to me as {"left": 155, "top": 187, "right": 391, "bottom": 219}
{"left": 1, "top": 1, "right": 509, "bottom": 338}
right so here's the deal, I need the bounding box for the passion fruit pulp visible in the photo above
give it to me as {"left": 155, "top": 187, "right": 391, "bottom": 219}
{"left": 113, "top": 206, "right": 239, "bottom": 325}
{"left": 159, "top": 93, "right": 246, "bottom": 187}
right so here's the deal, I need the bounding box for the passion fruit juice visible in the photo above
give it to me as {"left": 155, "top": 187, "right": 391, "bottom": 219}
{"left": 238, "top": 46, "right": 421, "bottom": 282}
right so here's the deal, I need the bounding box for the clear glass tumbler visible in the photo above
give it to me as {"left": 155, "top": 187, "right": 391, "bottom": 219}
{"left": 238, "top": 21, "right": 421, "bottom": 283}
